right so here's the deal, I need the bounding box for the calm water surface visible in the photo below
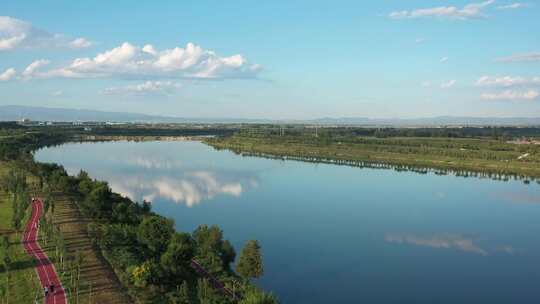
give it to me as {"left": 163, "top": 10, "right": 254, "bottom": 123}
{"left": 36, "top": 141, "right": 540, "bottom": 303}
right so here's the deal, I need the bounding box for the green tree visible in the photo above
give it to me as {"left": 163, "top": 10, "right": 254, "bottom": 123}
{"left": 0, "top": 241, "right": 11, "bottom": 304}
{"left": 236, "top": 240, "right": 263, "bottom": 280}
{"left": 77, "top": 170, "right": 93, "bottom": 195}
{"left": 239, "top": 287, "right": 279, "bottom": 304}
{"left": 160, "top": 233, "right": 195, "bottom": 280}
{"left": 167, "top": 280, "right": 190, "bottom": 304}
{"left": 73, "top": 249, "right": 85, "bottom": 303}
{"left": 138, "top": 216, "right": 174, "bottom": 256}
{"left": 83, "top": 182, "right": 111, "bottom": 218}
{"left": 193, "top": 225, "right": 224, "bottom": 253}
{"left": 112, "top": 201, "right": 138, "bottom": 224}
{"left": 220, "top": 240, "right": 236, "bottom": 268}
{"left": 10, "top": 192, "right": 22, "bottom": 234}
{"left": 196, "top": 278, "right": 230, "bottom": 304}
{"left": 193, "top": 225, "right": 237, "bottom": 274}
{"left": 0, "top": 236, "right": 9, "bottom": 252}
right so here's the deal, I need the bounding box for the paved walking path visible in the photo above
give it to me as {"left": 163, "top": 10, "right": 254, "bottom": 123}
{"left": 23, "top": 198, "right": 67, "bottom": 304}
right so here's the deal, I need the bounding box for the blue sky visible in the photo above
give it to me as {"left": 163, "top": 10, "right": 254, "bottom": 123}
{"left": 1, "top": 0, "right": 539, "bottom": 119}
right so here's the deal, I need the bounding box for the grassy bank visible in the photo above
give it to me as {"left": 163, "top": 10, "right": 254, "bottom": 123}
{"left": 0, "top": 161, "right": 41, "bottom": 304}
{"left": 206, "top": 133, "right": 540, "bottom": 180}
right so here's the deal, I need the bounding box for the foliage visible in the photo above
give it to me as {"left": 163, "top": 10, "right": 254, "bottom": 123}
{"left": 193, "top": 225, "right": 238, "bottom": 275}
{"left": 160, "top": 233, "right": 195, "bottom": 280}
{"left": 131, "top": 261, "right": 153, "bottom": 287}
{"left": 138, "top": 216, "right": 175, "bottom": 256}
{"left": 239, "top": 287, "right": 279, "bottom": 304}
{"left": 236, "top": 240, "right": 263, "bottom": 280}
{"left": 207, "top": 129, "right": 540, "bottom": 180}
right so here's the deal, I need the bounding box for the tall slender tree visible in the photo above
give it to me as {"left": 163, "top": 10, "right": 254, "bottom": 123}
{"left": 236, "top": 240, "right": 264, "bottom": 280}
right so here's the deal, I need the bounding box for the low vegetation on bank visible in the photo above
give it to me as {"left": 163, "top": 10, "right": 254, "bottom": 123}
{"left": 0, "top": 164, "right": 42, "bottom": 303}
{"left": 206, "top": 126, "right": 540, "bottom": 180}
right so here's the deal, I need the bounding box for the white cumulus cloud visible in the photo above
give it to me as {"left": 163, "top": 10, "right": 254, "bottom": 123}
{"left": 496, "top": 3, "right": 527, "bottom": 9}
{"left": 481, "top": 90, "right": 539, "bottom": 101}
{"left": 0, "top": 68, "right": 16, "bottom": 81}
{"left": 103, "top": 80, "right": 181, "bottom": 96}
{"left": 496, "top": 52, "right": 540, "bottom": 62}
{"left": 142, "top": 44, "right": 157, "bottom": 55}
{"left": 441, "top": 79, "right": 457, "bottom": 89}
{"left": 0, "top": 16, "right": 92, "bottom": 51}
{"left": 27, "top": 42, "right": 262, "bottom": 80}
{"left": 69, "top": 37, "right": 92, "bottom": 49}
{"left": 389, "top": 0, "right": 495, "bottom": 20}
{"left": 22, "top": 59, "right": 50, "bottom": 79}
{"left": 475, "top": 76, "right": 540, "bottom": 87}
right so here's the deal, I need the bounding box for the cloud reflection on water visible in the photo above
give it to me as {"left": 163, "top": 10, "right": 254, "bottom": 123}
{"left": 498, "top": 192, "right": 540, "bottom": 205}
{"left": 144, "top": 171, "right": 246, "bottom": 207}
{"left": 385, "top": 233, "right": 488, "bottom": 256}
{"left": 107, "top": 170, "right": 257, "bottom": 207}
{"left": 125, "top": 155, "right": 184, "bottom": 170}
{"left": 98, "top": 154, "right": 258, "bottom": 207}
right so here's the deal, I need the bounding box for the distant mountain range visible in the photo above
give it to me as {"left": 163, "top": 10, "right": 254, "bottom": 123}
{"left": 2, "top": 105, "right": 540, "bottom": 126}
{"left": 0, "top": 105, "right": 263, "bottom": 124}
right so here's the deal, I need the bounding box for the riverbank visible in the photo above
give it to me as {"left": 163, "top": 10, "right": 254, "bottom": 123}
{"left": 0, "top": 127, "right": 277, "bottom": 303}
{"left": 205, "top": 134, "right": 540, "bottom": 180}
{"left": 0, "top": 158, "right": 131, "bottom": 304}
{"left": 0, "top": 162, "right": 40, "bottom": 303}
{"left": 75, "top": 135, "right": 214, "bottom": 142}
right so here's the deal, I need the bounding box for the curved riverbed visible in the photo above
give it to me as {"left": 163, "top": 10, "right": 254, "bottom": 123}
{"left": 36, "top": 140, "right": 540, "bottom": 304}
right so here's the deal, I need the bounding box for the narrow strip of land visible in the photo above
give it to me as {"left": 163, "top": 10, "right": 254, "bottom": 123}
{"left": 49, "top": 193, "right": 132, "bottom": 304}
{"left": 206, "top": 134, "right": 540, "bottom": 179}
{"left": 23, "top": 198, "right": 67, "bottom": 304}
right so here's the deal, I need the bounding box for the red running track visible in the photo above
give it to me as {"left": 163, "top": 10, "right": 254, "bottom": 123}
{"left": 23, "top": 198, "right": 67, "bottom": 304}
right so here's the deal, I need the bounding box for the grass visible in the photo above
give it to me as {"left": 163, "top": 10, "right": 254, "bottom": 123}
{"left": 206, "top": 134, "right": 540, "bottom": 179}
{"left": 0, "top": 161, "right": 42, "bottom": 304}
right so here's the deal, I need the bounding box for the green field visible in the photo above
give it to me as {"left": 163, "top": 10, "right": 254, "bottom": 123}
{"left": 206, "top": 133, "right": 540, "bottom": 180}
{"left": 0, "top": 161, "right": 42, "bottom": 304}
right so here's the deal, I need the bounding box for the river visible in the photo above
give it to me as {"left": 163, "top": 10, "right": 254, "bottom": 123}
{"left": 36, "top": 140, "right": 540, "bottom": 303}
